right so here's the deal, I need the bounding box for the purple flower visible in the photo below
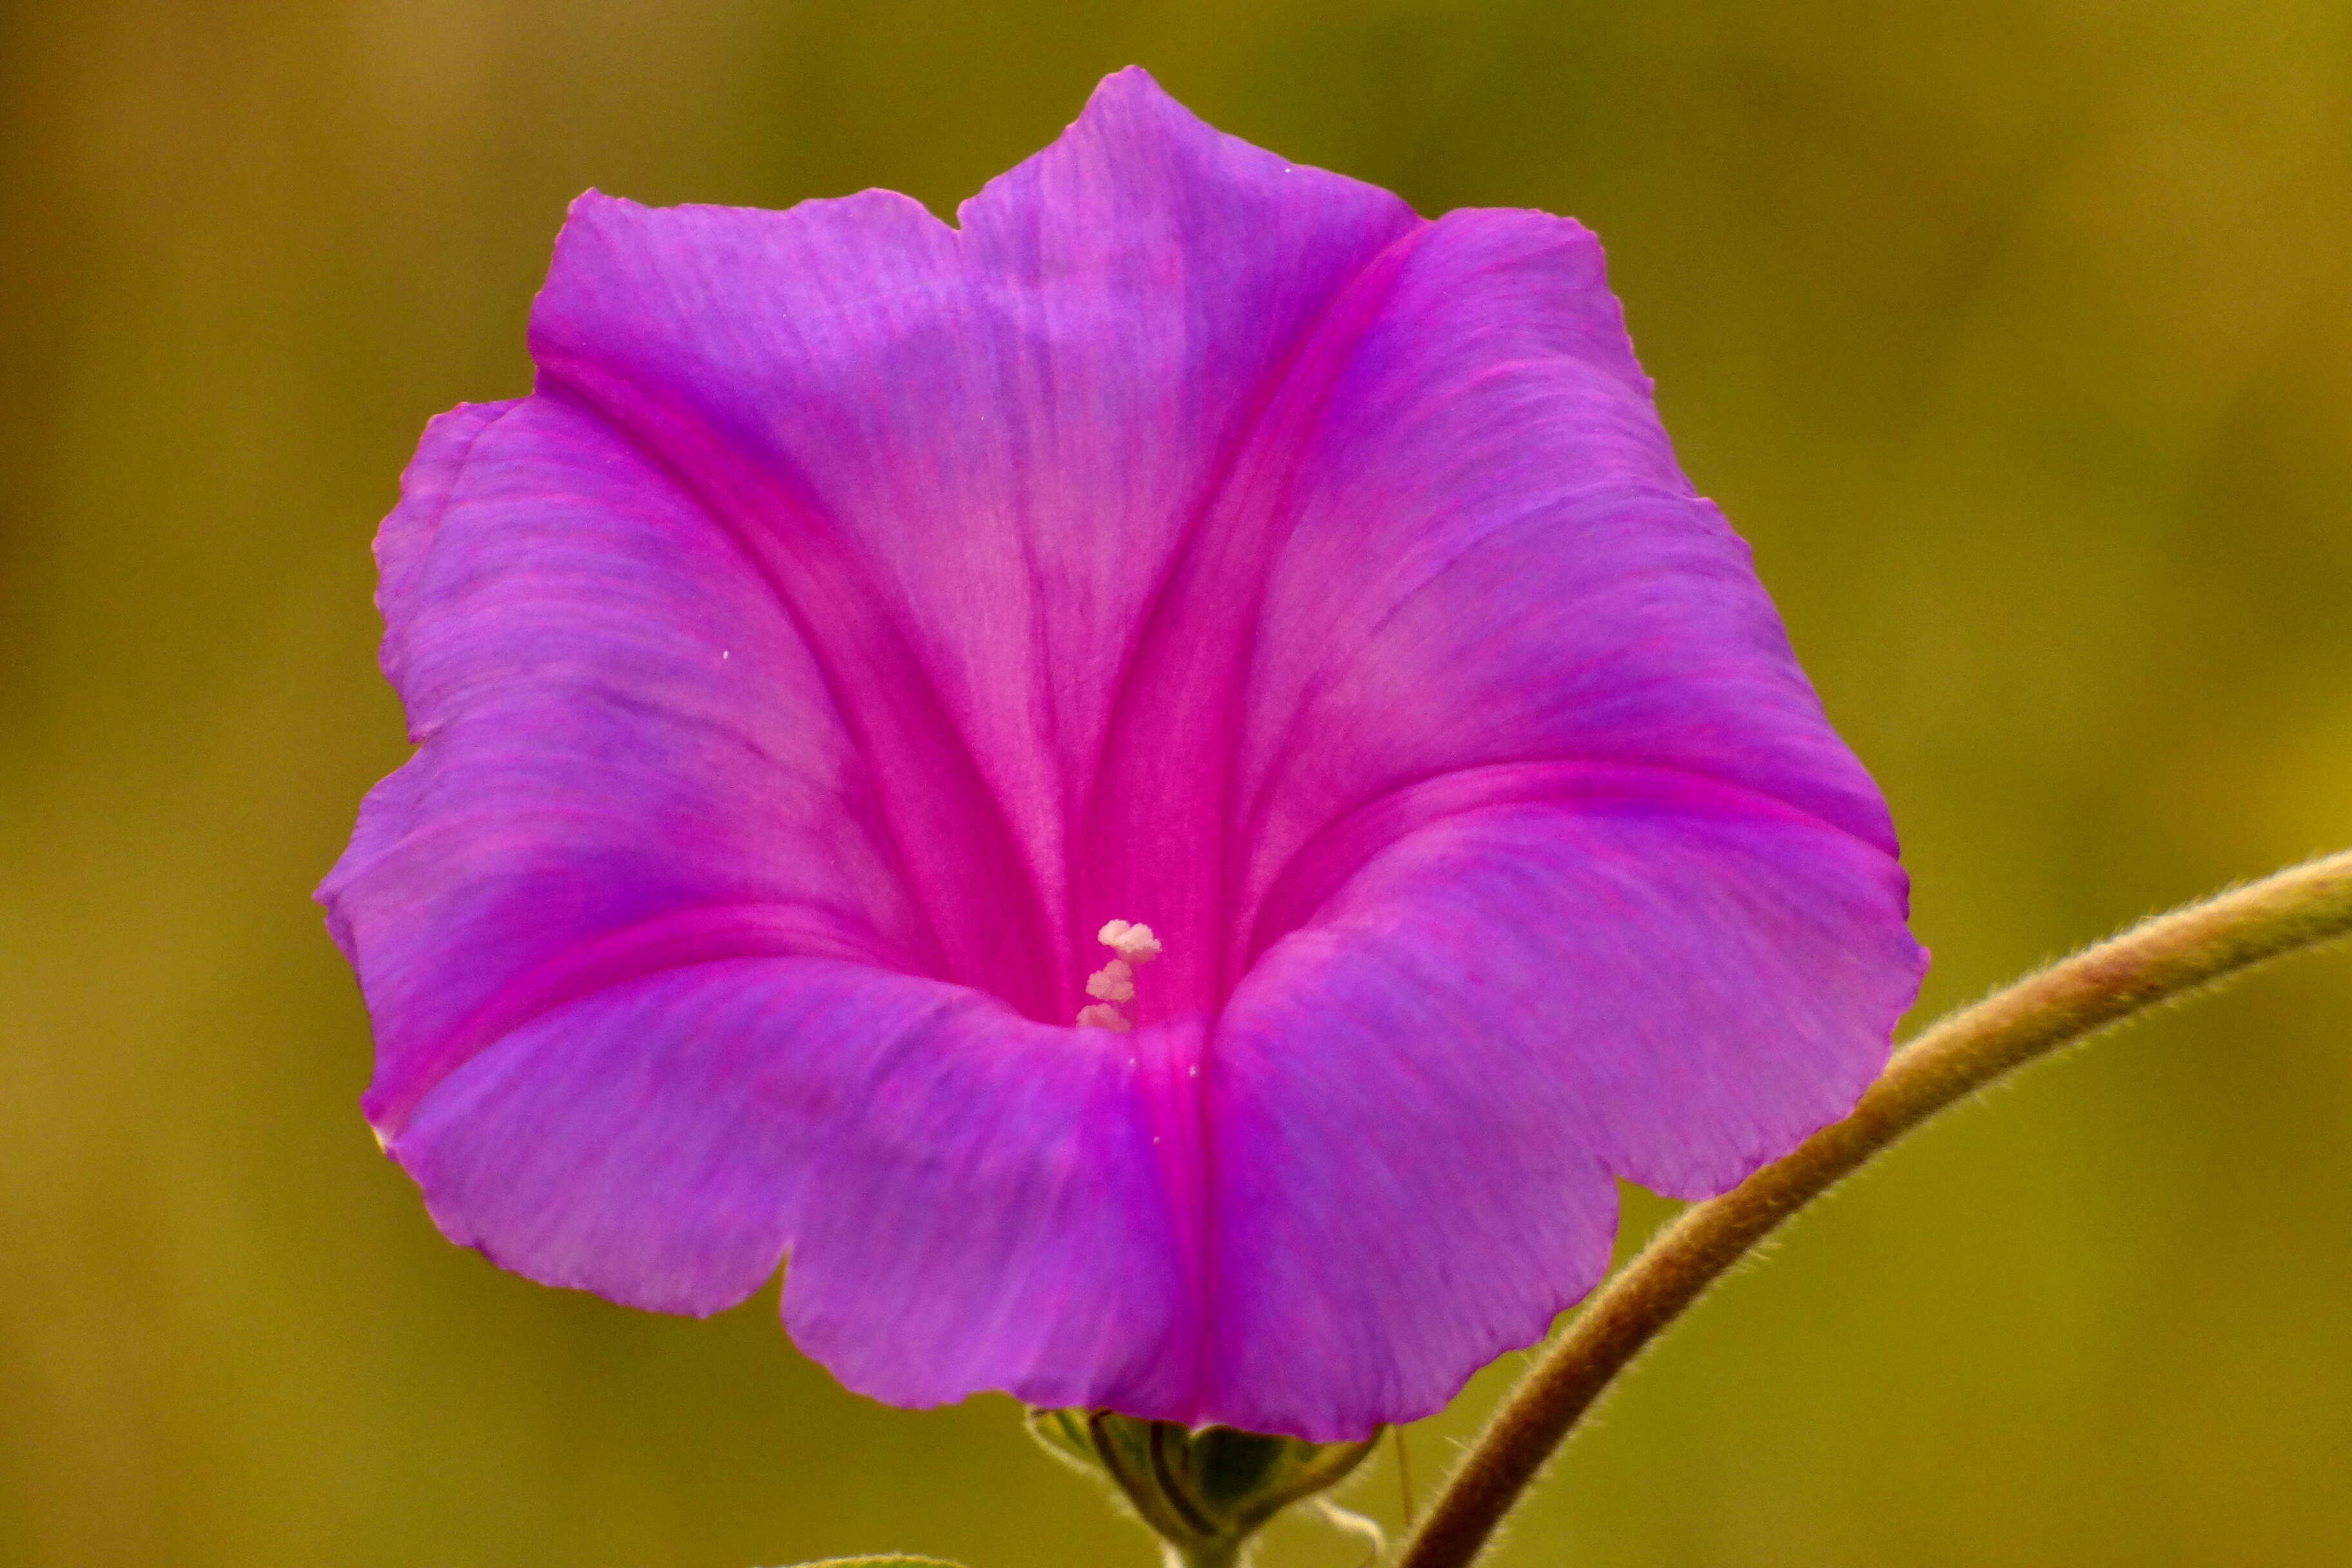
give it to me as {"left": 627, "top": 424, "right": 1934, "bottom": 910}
{"left": 321, "top": 68, "right": 1926, "bottom": 1441}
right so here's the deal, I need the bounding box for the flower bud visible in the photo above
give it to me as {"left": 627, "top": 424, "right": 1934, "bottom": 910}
{"left": 1027, "top": 1407, "right": 1378, "bottom": 1567}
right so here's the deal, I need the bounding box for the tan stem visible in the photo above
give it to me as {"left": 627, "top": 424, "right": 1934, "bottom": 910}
{"left": 1396, "top": 849, "right": 2352, "bottom": 1568}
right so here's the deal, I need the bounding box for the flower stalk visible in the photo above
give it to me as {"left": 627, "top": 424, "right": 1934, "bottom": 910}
{"left": 1396, "top": 848, "right": 2352, "bottom": 1568}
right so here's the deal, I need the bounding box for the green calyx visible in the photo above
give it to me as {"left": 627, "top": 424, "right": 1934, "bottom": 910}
{"left": 1028, "top": 1408, "right": 1379, "bottom": 1568}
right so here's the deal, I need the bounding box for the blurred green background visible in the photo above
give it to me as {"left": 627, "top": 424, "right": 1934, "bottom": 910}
{"left": 4, "top": 1, "right": 2349, "bottom": 1563}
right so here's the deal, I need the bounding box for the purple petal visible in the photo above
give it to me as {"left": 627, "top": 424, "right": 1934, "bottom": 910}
{"left": 1205, "top": 767, "right": 1917, "bottom": 1436}
{"left": 393, "top": 959, "right": 1203, "bottom": 1414}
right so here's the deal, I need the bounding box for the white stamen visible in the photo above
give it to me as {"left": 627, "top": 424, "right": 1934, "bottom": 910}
{"left": 1076, "top": 919, "right": 1164, "bottom": 1032}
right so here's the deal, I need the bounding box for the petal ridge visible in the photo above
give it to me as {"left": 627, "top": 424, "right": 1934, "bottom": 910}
{"left": 531, "top": 373, "right": 1064, "bottom": 1015}
{"left": 1066, "top": 224, "right": 1438, "bottom": 1413}
{"left": 1242, "top": 758, "right": 1913, "bottom": 970}
{"left": 362, "top": 899, "right": 901, "bottom": 1134}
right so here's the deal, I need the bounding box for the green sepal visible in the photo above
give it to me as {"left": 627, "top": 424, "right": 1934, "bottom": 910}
{"left": 1028, "top": 1408, "right": 1378, "bottom": 1567}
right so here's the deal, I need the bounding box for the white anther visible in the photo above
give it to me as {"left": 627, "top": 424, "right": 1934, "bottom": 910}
{"left": 1097, "top": 919, "right": 1162, "bottom": 965}
{"left": 1075, "top": 1003, "right": 1132, "bottom": 1034}
{"left": 1084, "top": 958, "right": 1136, "bottom": 1003}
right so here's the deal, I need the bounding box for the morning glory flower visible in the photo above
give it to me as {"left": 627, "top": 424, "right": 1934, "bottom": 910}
{"left": 320, "top": 68, "right": 1926, "bottom": 1442}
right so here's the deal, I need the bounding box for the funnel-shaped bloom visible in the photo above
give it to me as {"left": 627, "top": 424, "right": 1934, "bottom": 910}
{"left": 321, "top": 68, "right": 1925, "bottom": 1440}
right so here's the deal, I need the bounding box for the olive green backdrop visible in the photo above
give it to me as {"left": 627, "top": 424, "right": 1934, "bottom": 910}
{"left": 4, "top": 2, "right": 2349, "bottom": 1564}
